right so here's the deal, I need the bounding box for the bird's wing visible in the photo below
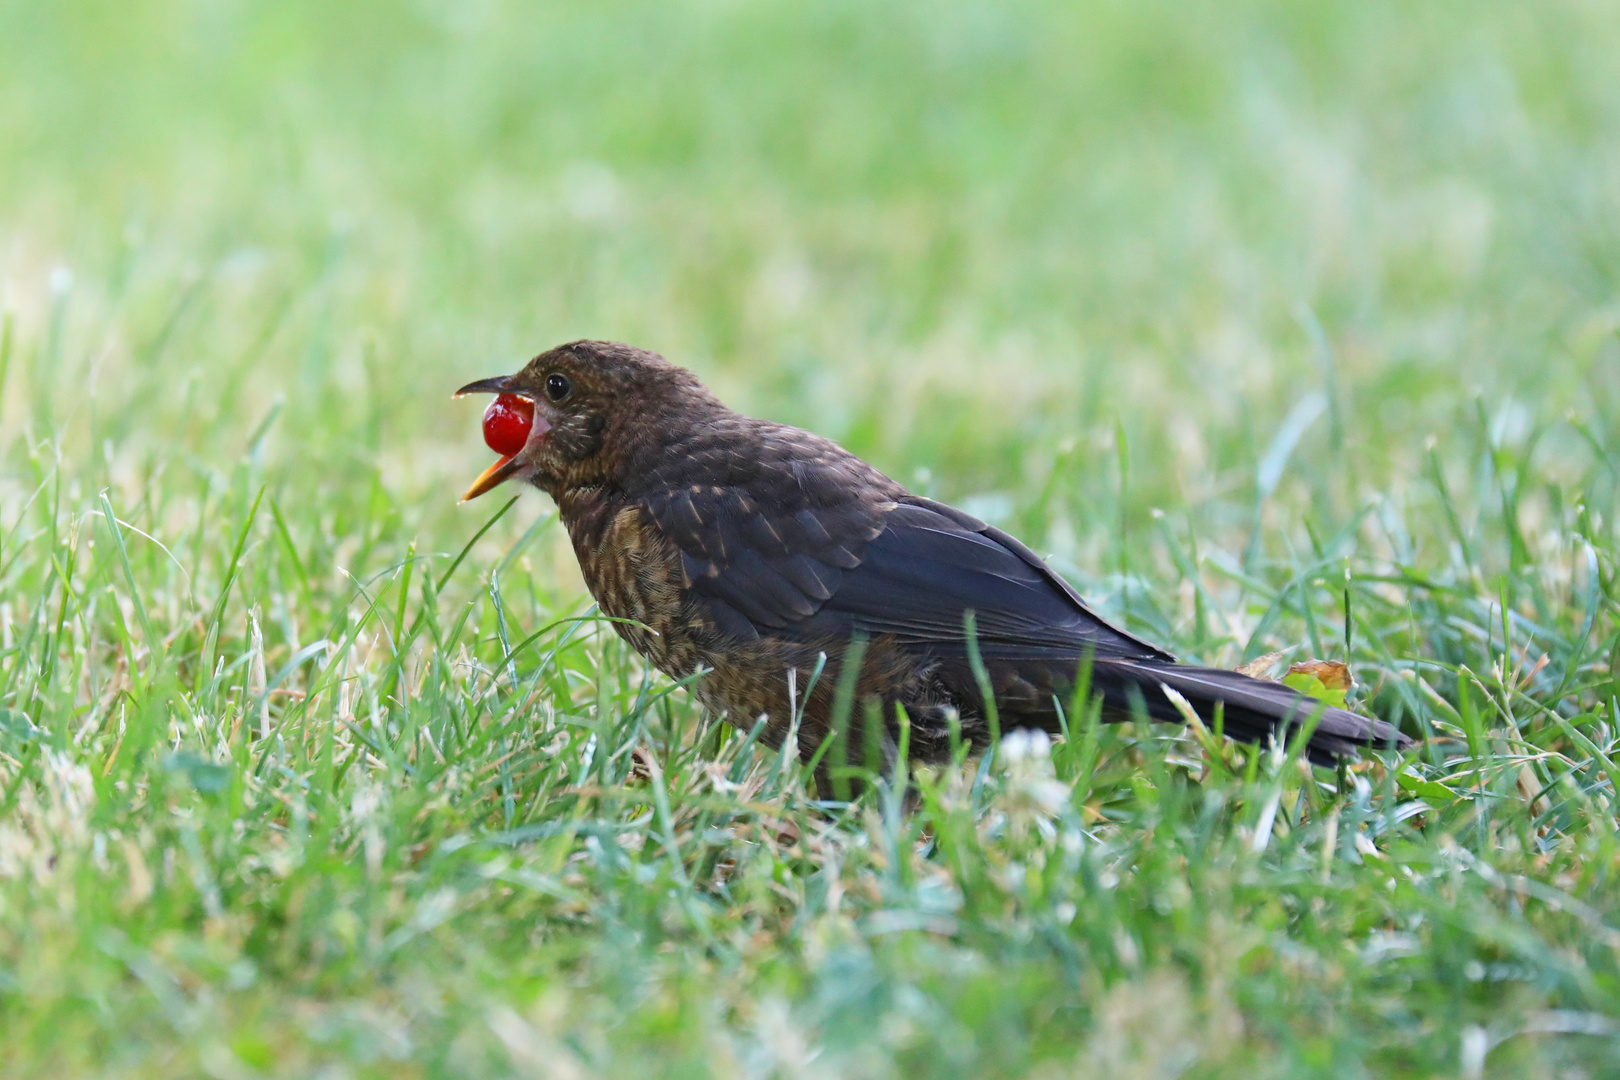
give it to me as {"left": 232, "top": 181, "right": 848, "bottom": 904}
{"left": 644, "top": 453, "right": 1171, "bottom": 664}
{"left": 637, "top": 423, "right": 897, "bottom": 643}
{"left": 799, "top": 497, "right": 1174, "bottom": 662}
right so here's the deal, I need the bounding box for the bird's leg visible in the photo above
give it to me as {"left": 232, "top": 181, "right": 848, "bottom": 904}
{"left": 802, "top": 692, "right": 901, "bottom": 805}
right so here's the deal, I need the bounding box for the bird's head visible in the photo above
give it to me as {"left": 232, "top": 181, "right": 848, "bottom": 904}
{"left": 456, "top": 340, "right": 716, "bottom": 501}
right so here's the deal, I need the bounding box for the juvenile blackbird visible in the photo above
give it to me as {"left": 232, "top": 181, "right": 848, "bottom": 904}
{"left": 458, "top": 341, "right": 1409, "bottom": 786}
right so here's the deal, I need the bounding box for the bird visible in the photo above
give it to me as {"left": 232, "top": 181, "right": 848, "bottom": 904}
{"left": 456, "top": 340, "right": 1410, "bottom": 793}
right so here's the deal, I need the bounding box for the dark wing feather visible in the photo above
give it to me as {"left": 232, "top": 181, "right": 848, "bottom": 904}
{"left": 795, "top": 497, "right": 1174, "bottom": 662}
{"left": 639, "top": 422, "right": 902, "bottom": 640}
{"left": 646, "top": 456, "right": 1171, "bottom": 664}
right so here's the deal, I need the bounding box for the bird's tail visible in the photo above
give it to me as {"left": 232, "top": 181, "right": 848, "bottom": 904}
{"left": 1087, "top": 659, "right": 1410, "bottom": 764}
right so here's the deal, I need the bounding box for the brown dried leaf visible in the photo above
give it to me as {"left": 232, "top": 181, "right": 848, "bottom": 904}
{"left": 1286, "top": 660, "right": 1352, "bottom": 694}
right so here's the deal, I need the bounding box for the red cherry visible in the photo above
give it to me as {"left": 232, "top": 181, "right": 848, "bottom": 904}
{"left": 482, "top": 393, "right": 534, "bottom": 457}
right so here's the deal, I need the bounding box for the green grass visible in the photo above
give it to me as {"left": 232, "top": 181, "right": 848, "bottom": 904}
{"left": 3, "top": 0, "right": 1620, "bottom": 1075}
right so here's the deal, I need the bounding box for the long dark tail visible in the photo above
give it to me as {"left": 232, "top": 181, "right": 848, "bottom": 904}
{"left": 1087, "top": 660, "right": 1410, "bottom": 764}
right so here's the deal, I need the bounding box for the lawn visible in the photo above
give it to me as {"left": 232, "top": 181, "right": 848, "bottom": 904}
{"left": 2, "top": 0, "right": 1619, "bottom": 1075}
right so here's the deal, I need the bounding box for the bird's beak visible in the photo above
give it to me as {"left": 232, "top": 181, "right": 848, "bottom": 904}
{"left": 461, "top": 454, "right": 523, "bottom": 502}
{"left": 453, "top": 375, "right": 514, "bottom": 398}
{"left": 455, "top": 373, "right": 551, "bottom": 502}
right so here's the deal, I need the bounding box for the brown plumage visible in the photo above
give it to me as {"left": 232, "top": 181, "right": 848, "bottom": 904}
{"left": 457, "top": 340, "right": 1410, "bottom": 791}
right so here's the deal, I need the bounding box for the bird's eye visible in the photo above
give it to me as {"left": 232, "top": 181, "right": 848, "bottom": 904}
{"left": 545, "top": 373, "right": 572, "bottom": 402}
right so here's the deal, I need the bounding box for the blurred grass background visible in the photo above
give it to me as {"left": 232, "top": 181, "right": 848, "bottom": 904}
{"left": 2, "top": 0, "right": 1619, "bottom": 1076}
{"left": 9, "top": 0, "right": 1617, "bottom": 535}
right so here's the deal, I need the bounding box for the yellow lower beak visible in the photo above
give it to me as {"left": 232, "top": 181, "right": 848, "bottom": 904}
{"left": 461, "top": 454, "right": 521, "bottom": 502}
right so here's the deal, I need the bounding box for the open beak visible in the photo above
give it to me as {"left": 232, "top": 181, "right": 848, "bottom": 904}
{"left": 461, "top": 454, "right": 522, "bottom": 502}
{"left": 455, "top": 373, "right": 550, "bottom": 502}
